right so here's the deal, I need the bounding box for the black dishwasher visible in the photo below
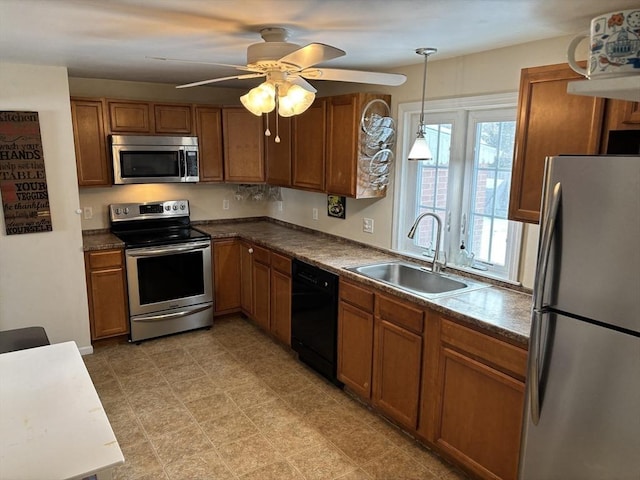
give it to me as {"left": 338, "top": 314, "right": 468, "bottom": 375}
{"left": 291, "top": 259, "right": 343, "bottom": 387}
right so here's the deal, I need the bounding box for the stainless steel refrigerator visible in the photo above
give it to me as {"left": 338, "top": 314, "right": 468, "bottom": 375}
{"left": 519, "top": 155, "right": 640, "bottom": 480}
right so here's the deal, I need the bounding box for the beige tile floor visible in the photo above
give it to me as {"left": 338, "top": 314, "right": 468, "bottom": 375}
{"left": 84, "top": 316, "right": 468, "bottom": 480}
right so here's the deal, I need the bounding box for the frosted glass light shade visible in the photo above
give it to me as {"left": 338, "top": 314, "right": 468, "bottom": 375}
{"left": 240, "top": 82, "right": 276, "bottom": 116}
{"left": 407, "top": 132, "right": 433, "bottom": 161}
{"left": 278, "top": 85, "right": 315, "bottom": 117}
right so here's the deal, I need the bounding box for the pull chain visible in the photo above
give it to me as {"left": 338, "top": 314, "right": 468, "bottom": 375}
{"left": 264, "top": 110, "right": 271, "bottom": 137}
{"left": 274, "top": 84, "right": 281, "bottom": 143}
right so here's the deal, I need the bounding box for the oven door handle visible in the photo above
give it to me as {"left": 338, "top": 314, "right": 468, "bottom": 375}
{"left": 132, "top": 304, "right": 212, "bottom": 322}
{"left": 127, "top": 241, "right": 211, "bottom": 257}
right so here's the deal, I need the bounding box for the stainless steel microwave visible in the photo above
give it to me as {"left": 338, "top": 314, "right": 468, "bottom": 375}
{"left": 110, "top": 135, "right": 199, "bottom": 184}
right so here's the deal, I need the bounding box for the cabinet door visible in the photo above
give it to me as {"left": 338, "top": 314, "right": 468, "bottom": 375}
{"left": 154, "top": 104, "right": 193, "bottom": 134}
{"left": 213, "top": 239, "right": 241, "bottom": 314}
{"left": 85, "top": 250, "right": 128, "bottom": 340}
{"left": 252, "top": 259, "right": 270, "bottom": 332}
{"left": 270, "top": 261, "right": 291, "bottom": 346}
{"left": 196, "top": 106, "right": 224, "bottom": 182}
{"left": 71, "top": 98, "right": 110, "bottom": 187}
{"left": 223, "top": 107, "right": 265, "bottom": 182}
{"left": 338, "top": 301, "right": 374, "bottom": 399}
{"left": 435, "top": 347, "right": 524, "bottom": 480}
{"left": 326, "top": 94, "right": 358, "bottom": 196}
{"left": 372, "top": 318, "right": 422, "bottom": 430}
{"left": 292, "top": 99, "right": 326, "bottom": 191}
{"left": 265, "top": 111, "right": 292, "bottom": 186}
{"left": 509, "top": 63, "right": 605, "bottom": 223}
{"left": 108, "top": 100, "right": 151, "bottom": 133}
{"left": 240, "top": 242, "right": 254, "bottom": 316}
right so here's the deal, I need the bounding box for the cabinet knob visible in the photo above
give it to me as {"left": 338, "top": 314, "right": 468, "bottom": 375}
{"left": 248, "top": 248, "right": 254, "bottom": 254}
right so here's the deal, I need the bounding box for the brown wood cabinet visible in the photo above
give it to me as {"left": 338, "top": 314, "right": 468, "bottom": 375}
{"left": 252, "top": 245, "right": 271, "bottom": 332}
{"left": 372, "top": 293, "right": 423, "bottom": 430}
{"left": 108, "top": 100, "right": 151, "bottom": 133}
{"left": 270, "top": 252, "right": 291, "bottom": 345}
{"left": 427, "top": 317, "right": 527, "bottom": 480}
{"left": 108, "top": 100, "right": 193, "bottom": 134}
{"left": 265, "top": 112, "right": 292, "bottom": 186}
{"left": 600, "top": 100, "right": 640, "bottom": 153}
{"left": 196, "top": 106, "right": 224, "bottom": 182}
{"left": 212, "top": 239, "right": 242, "bottom": 315}
{"left": 84, "top": 249, "right": 129, "bottom": 341}
{"left": 292, "top": 99, "right": 327, "bottom": 192}
{"left": 71, "top": 98, "right": 110, "bottom": 187}
{"left": 326, "top": 93, "right": 391, "bottom": 198}
{"left": 240, "top": 241, "right": 254, "bottom": 316}
{"left": 223, "top": 107, "right": 265, "bottom": 183}
{"left": 509, "top": 63, "right": 605, "bottom": 223}
{"left": 337, "top": 279, "right": 375, "bottom": 399}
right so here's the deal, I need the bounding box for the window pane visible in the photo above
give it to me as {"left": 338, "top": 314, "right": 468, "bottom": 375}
{"left": 414, "top": 123, "right": 451, "bottom": 251}
{"left": 468, "top": 120, "right": 515, "bottom": 268}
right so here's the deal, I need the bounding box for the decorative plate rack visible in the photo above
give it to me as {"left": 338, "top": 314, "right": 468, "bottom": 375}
{"left": 359, "top": 98, "right": 395, "bottom": 196}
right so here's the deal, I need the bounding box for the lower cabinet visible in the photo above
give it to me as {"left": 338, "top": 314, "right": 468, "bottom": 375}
{"left": 337, "top": 279, "right": 375, "bottom": 399}
{"left": 84, "top": 249, "right": 129, "bottom": 341}
{"left": 270, "top": 252, "right": 291, "bottom": 345}
{"left": 337, "top": 276, "right": 528, "bottom": 480}
{"left": 422, "top": 316, "right": 527, "bottom": 480}
{"left": 252, "top": 245, "right": 271, "bottom": 332}
{"left": 240, "top": 241, "right": 254, "bottom": 316}
{"left": 372, "top": 294, "right": 423, "bottom": 430}
{"left": 212, "top": 239, "right": 241, "bottom": 314}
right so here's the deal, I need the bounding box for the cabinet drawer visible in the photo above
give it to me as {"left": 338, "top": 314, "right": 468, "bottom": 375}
{"left": 87, "top": 250, "right": 123, "bottom": 270}
{"left": 252, "top": 245, "right": 270, "bottom": 265}
{"left": 271, "top": 252, "right": 291, "bottom": 275}
{"left": 441, "top": 318, "right": 527, "bottom": 380}
{"left": 376, "top": 294, "right": 423, "bottom": 335}
{"left": 340, "top": 279, "right": 374, "bottom": 313}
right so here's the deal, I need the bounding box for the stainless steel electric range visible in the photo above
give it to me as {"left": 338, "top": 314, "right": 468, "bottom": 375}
{"left": 110, "top": 199, "right": 213, "bottom": 342}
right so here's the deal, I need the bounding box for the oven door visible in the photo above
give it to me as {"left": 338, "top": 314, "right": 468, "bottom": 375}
{"left": 125, "top": 240, "right": 213, "bottom": 316}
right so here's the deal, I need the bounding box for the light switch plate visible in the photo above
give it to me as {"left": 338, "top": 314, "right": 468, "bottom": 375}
{"left": 312, "top": 208, "right": 318, "bottom": 220}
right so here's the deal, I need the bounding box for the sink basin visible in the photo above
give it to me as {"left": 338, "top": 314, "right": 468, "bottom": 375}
{"left": 345, "top": 261, "right": 489, "bottom": 299}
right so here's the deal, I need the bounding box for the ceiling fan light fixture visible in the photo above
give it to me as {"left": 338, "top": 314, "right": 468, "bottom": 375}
{"left": 278, "top": 84, "right": 315, "bottom": 117}
{"left": 408, "top": 47, "right": 437, "bottom": 161}
{"left": 240, "top": 82, "right": 276, "bottom": 116}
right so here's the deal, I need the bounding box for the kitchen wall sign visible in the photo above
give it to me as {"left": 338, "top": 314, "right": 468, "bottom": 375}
{"left": 0, "top": 111, "right": 52, "bottom": 235}
{"left": 327, "top": 195, "right": 346, "bottom": 219}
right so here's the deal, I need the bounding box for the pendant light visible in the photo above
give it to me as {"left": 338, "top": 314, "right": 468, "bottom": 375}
{"left": 408, "top": 47, "right": 437, "bottom": 161}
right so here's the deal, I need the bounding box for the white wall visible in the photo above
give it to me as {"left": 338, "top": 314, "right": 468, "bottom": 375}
{"left": 0, "top": 63, "right": 91, "bottom": 352}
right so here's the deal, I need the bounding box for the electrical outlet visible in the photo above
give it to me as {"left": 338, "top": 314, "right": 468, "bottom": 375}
{"left": 277, "top": 201, "right": 283, "bottom": 212}
{"left": 222, "top": 199, "right": 230, "bottom": 210}
{"left": 312, "top": 208, "right": 318, "bottom": 220}
{"left": 363, "top": 218, "right": 374, "bottom": 234}
{"left": 83, "top": 207, "right": 93, "bottom": 220}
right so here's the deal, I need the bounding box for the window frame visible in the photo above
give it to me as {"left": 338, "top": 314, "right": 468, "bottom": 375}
{"left": 393, "top": 92, "right": 521, "bottom": 282}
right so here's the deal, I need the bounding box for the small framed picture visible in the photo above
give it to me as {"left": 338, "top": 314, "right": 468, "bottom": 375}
{"left": 327, "top": 195, "right": 346, "bottom": 219}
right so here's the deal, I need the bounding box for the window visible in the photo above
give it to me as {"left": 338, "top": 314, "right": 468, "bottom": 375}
{"left": 394, "top": 93, "right": 522, "bottom": 282}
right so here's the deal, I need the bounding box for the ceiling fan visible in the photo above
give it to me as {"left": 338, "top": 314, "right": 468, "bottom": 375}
{"left": 153, "top": 27, "right": 407, "bottom": 92}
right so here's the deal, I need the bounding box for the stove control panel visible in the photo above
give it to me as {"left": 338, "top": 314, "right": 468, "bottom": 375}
{"left": 110, "top": 200, "right": 190, "bottom": 222}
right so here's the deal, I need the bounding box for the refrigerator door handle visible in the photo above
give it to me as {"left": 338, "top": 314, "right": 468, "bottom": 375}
{"left": 528, "top": 181, "right": 561, "bottom": 424}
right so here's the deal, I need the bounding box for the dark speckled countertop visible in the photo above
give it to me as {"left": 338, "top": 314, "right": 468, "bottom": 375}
{"left": 82, "top": 218, "right": 532, "bottom": 347}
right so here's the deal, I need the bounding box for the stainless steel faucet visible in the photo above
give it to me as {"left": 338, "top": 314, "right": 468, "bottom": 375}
{"left": 408, "top": 212, "right": 445, "bottom": 272}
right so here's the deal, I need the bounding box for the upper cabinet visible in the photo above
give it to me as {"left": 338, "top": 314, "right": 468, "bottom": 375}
{"left": 265, "top": 111, "right": 292, "bottom": 187}
{"left": 108, "top": 100, "right": 193, "bottom": 135}
{"left": 326, "top": 93, "right": 392, "bottom": 199}
{"left": 71, "top": 98, "right": 110, "bottom": 187}
{"left": 509, "top": 63, "right": 605, "bottom": 223}
{"left": 196, "top": 106, "right": 224, "bottom": 183}
{"left": 222, "top": 107, "right": 265, "bottom": 183}
{"left": 292, "top": 98, "right": 327, "bottom": 192}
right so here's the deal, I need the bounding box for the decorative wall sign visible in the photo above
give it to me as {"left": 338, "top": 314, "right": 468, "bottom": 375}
{"left": 0, "top": 111, "right": 52, "bottom": 235}
{"left": 327, "top": 195, "right": 346, "bottom": 219}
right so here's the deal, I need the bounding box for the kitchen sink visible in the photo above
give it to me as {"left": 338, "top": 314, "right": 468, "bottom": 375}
{"left": 345, "top": 261, "right": 490, "bottom": 299}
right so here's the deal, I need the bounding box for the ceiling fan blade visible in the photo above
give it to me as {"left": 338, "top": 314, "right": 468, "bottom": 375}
{"left": 176, "top": 73, "right": 265, "bottom": 89}
{"left": 287, "top": 76, "right": 318, "bottom": 93}
{"left": 147, "top": 56, "right": 258, "bottom": 72}
{"left": 301, "top": 68, "right": 407, "bottom": 86}
{"left": 278, "top": 43, "right": 345, "bottom": 70}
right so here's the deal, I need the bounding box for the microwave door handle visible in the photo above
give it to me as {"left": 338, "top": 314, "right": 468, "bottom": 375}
{"left": 179, "top": 149, "right": 185, "bottom": 179}
{"left": 528, "top": 181, "right": 561, "bottom": 425}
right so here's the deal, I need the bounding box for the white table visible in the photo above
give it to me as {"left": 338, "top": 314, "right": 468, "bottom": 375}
{"left": 0, "top": 341, "right": 124, "bottom": 480}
